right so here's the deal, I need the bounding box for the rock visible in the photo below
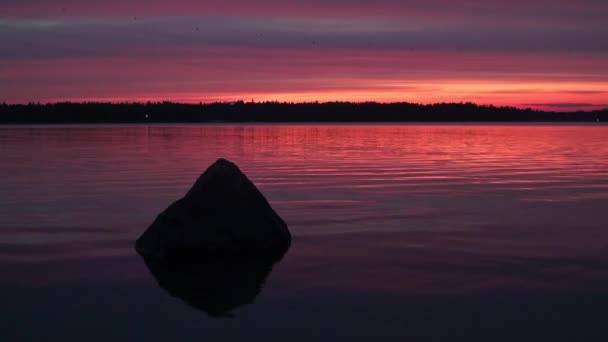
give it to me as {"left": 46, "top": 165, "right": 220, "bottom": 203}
{"left": 135, "top": 158, "right": 291, "bottom": 262}
{"left": 142, "top": 257, "right": 278, "bottom": 317}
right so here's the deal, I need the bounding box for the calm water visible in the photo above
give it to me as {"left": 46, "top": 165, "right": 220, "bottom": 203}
{"left": 1, "top": 124, "right": 608, "bottom": 341}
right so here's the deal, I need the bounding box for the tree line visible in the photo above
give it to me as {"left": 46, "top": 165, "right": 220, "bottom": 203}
{"left": 1, "top": 101, "right": 606, "bottom": 124}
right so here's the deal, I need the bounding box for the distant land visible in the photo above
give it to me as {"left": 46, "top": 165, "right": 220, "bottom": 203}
{"left": 1, "top": 102, "right": 606, "bottom": 124}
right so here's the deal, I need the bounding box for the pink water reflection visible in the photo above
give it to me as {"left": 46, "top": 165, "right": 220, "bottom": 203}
{"left": 1, "top": 124, "right": 608, "bottom": 294}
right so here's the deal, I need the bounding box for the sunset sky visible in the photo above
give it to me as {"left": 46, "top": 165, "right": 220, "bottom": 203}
{"left": 1, "top": 0, "right": 607, "bottom": 111}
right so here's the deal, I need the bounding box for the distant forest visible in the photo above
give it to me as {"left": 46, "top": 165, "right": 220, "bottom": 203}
{"left": 1, "top": 101, "right": 606, "bottom": 124}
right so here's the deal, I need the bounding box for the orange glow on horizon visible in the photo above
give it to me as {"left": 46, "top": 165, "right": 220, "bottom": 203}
{"left": 3, "top": 51, "right": 606, "bottom": 111}
{"left": 39, "top": 79, "right": 608, "bottom": 112}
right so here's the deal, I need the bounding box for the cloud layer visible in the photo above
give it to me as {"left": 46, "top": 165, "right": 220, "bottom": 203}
{"left": 1, "top": 1, "right": 607, "bottom": 110}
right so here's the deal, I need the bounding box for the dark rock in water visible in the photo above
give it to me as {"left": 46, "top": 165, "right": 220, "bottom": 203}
{"left": 135, "top": 158, "right": 291, "bottom": 262}
{"left": 142, "top": 257, "right": 279, "bottom": 317}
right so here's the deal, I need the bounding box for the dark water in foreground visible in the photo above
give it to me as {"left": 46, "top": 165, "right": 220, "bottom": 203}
{"left": 1, "top": 124, "right": 608, "bottom": 341}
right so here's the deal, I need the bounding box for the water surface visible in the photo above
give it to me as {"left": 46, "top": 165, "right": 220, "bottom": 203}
{"left": 1, "top": 124, "right": 608, "bottom": 341}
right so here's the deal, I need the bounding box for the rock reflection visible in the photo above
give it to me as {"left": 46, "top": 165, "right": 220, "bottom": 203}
{"left": 142, "top": 255, "right": 285, "bottom": 318}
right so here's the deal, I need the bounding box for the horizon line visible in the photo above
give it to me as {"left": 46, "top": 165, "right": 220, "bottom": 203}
{"left": 3, "top": 100, "right": 607, "bottom": 114}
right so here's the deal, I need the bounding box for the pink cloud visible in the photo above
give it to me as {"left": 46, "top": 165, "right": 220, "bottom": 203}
{"left": 1, "top": 1, "right": 606, "bottom": 110}
{"left": 2, "top": 49, "right": 606, "bottom": 110}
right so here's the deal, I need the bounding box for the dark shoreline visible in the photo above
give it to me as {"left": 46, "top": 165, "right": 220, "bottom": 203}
{"left": 1, "top": 101, "right": 606, "bottom": 124}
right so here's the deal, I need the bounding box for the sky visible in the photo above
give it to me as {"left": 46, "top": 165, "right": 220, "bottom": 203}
{"left": 1, "top": 0, "right": 607, "bottom": 111}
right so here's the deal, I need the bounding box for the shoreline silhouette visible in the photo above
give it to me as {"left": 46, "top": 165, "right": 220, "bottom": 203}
{"left": 1, "top": 101, "right": 606, "bottom": 124}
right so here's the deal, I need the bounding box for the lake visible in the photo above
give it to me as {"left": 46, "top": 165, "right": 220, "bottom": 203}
{"left": 1, "top": 124, "right": 608, "bottom": 341}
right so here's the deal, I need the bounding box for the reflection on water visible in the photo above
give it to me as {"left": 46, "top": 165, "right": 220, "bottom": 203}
{"left": 1, "top": 124, "right": 608, "bottom": 341}
{"left": 1, "top": 124, "right": 607, "bottom": 234}
{"left": 142, "top": 256, "right": 282, "bottom": 318}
